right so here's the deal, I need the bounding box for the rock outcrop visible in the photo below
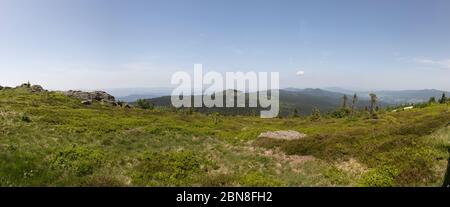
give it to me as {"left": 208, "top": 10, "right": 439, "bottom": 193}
{"left": 63, "top": 90, "right": 116, "bottom": 105}
{"left": 14, "top": 83, "right": 46, "bottom": 93}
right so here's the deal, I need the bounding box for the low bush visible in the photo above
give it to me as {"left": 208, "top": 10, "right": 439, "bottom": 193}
{"left": 238, "top": 172, "right": 283, "bottom": 187}
{"left": 50, "top": 146, "right": 105, "bottom": 177}
{"left": 136, "top": 99, "right": 154, "bottom": 110}
{"left": 20, "top": 112, "right": 31, "bottom": 122}
{"left": 199, "top": 173, "right": 237, "bottom": 187}
{"left": 359, "top": 166, "right": 399, "bottom": 187}
{"left": 132, "top": 150, "right": 207, "bottom": 186}
{"left": 331, "top": 108, "right": 351, "bottom": 118}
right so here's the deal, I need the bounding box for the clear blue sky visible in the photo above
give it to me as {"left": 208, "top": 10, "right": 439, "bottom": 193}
{"left": 1, "top": 0, "right": 449, "bottom": 90}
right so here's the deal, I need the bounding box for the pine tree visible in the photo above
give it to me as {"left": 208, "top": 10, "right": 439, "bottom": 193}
{"left": 369, "top": 93, "right": 378, "bottom": 115}
{"left": 310, "top": 107, "right": 321, "bottom": 121}
{"left": 351, "top": 93, "right": 358, "bottom": 116}
{"left": 428, "top": 97, "right": 436, "bottom": 104}
{"left": 293, "top": 109, "right": 299, "bottom": 117}
{"left": 342, "top": 95, "right": 348, "bottom": 108}
{"left": 439, "top": 92, "right": 447, "bottom": 104}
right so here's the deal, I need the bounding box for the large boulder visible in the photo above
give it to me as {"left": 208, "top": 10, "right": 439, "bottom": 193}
{"left": 30, "top": 85, "right": 45, "bottom": 93}
{"left": 258, "top": 130, "right": 307, "bottom": 140}
{"left": 63, "top": 90, "right": 91, "bottom": 100}
{"left": 92, "top": 91, "right": 116, "bottom": 103}
{"left": 81, "top": 100, "right": 92, "bottom": 105}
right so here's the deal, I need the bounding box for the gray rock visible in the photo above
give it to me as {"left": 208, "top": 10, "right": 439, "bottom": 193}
{"left": 64, "top": 90, "right": 116, "bottom": 105}
{"left": 101, "top": 99, "right": 117, "bottom": 106}
{"left": 92, "top": 91, "right": 115, "bottom": 103}
{"left": 30, "top": 85, "right": 44, "bottom": 93}
{"left": 64, "top": 90, "right": 90, "bottom": 100}
{"left": 81, "top": 100, "right": 92, "bottom": 105}
{"left": 258, "top": 130, "right": 307, "bottom": 140}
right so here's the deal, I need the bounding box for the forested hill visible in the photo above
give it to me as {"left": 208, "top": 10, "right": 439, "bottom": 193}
{"left": 142, "top": 89, "right": 383, "bottom": 116}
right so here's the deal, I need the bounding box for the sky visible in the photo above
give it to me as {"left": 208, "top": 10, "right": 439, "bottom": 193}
{"left": 0, "top": 0, "right": 449, "bottom": 91}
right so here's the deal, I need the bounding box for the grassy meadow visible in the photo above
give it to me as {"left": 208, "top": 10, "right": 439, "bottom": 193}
{"left": 0, "top": 87, "right": 449, "bottom": 186}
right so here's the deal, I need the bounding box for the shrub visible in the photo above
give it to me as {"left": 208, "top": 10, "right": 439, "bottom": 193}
{"left": 331, "top": 108, "right": 351, "bottom": 118}
{"left": 359, "top": 166, "right": 399, "bottom": 187}
{"left": 136, "top": 99, "right": 154, "bottom": 110}
{"left": 51, "top": 146, "right": 105, "bottom": 177}
{"left": 310, "top": 107, "right": 321, "bottom": 121}
{"left": 82, "top": 175, "right": 124, "bottom": 187}
{"left": 199, "top": 173, "right": 236, "bottom": 187}
{"left": 428, "top": 97, "right": 436, "bottom": 104}
{"left": 238, "top": 172, "right": 283, "bottom": 187}
{"left": 132, "top": 150, "right": 205, "bottom": 186}
{"left": 20, "top": 112, "right": 31, "bottom": 122}
{"left": 323, "top": 167, "right": 351, "bottom": 186}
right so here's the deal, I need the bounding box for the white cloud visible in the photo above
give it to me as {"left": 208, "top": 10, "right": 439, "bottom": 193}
{"left": 296, "top": 70, "right": 305, "bottom": 76}
{"left": 415, "top": 58, "right": 450, "bottom": 69}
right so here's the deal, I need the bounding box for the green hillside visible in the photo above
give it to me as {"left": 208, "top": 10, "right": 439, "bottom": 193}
{"left": 0, "top": 87, "right": 449, "bottom": 186}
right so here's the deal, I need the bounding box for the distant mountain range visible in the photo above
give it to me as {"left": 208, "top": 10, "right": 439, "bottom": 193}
{"left": 276, "top": 88, "right": 381, "bottom": 115}
{"left": 110, "top": 87, "right": 448, "bottom": 104}
{"left": 111, "top": 87, "right": 448, "bottom": 116}
{"left": 323, "top": 87, "right": 448, "bottom": 104}
{"left": 104, "top": 87, "right": 174, "bottom": 102}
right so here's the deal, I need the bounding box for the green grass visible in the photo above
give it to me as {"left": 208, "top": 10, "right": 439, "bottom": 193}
{"left": 0, "top": 88, "right": 449, "bottom": 186}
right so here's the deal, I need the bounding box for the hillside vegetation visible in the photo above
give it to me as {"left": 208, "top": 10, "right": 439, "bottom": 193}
{"left": 0, "top": 87, "right": 449, "bottom": 186}
{"left": 144, "top": 89, "right": 380, "bottom": 116}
